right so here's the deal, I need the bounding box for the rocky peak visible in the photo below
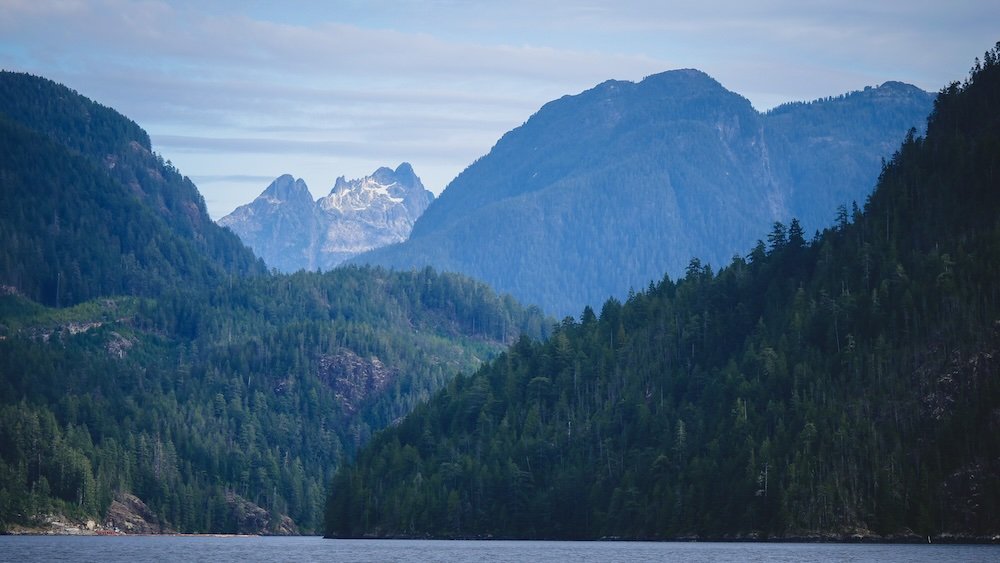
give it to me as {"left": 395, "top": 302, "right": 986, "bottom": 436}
{"left": 641, "top": 68, "right": 716, "bottom": 87}
{"left": 259, "top": 174, "right": 314, "bottom": 206}
{"left": 392, "top": 162, "right": 418, "bottom": 184}
{"left": 218, "top": 164, "right": 434, "bottom": 272}
{"left": 370, "top": 166, "right": 398, "bottom": 185}
{"left": 322, "top": 162, "right": 430, "bottom": 213}
{"left": 868, "top": 81, "right": 933, "bottom": 102}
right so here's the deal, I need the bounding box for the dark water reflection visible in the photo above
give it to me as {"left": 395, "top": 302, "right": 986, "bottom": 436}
{"left": 1, "top": 536, "right": 998, "bottom": 562}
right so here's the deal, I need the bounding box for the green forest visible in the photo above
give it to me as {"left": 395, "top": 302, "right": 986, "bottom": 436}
{"left": 0, "top": 71, "right": 550, "bottom": 533}
{"left": 324, "top": 45, "right": 1000, "bottom": 540}
{"left": 0, "top": 266, "right": 548, "bottom": 534}
{"left": 0, "top": 72, "right": 266, "bottom": 310}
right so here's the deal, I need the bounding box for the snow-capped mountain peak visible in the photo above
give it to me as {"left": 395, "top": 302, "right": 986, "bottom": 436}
{"left": 218, "top": 163, "right": 434, "bottom": 272}
{"left": 322, "top": 175, "right": 405, "bottom": 212}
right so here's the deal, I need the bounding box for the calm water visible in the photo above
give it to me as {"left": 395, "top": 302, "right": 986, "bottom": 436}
{"left": 0, "top": 536, "right": 998, "bottom": 562}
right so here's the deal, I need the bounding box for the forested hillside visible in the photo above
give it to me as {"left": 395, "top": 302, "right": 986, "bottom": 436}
{"left": 325, "top": 46, "right": 1000, "bottom": 540}
{"left": 0, "top": 73, "right": 550, "bottom": 533}
{"left": 355, "top": 71, "right": 932, "bottom": 317}
{"left": 0, "top": 266, "right": 548, "bottom": 534}
{"left": 0, "top": 71, "right": 266, "bottom": 307}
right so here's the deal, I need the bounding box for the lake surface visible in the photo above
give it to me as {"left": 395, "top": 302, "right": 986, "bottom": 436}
{"left": 1, "top": 536, "right": 998, "bottom": 562}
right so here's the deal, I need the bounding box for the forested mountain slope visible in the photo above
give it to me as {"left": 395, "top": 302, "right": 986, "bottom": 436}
{"left": 325, "top": 46, "right": 1000, "bottom": 540}
{"left": 354, "top": 70, "right": 932, "bottom": 317}
{"left": 0, "top": 71, "right": 266, "bottom": 307}
{"left": 0, "top": 73, "right": 550, "bottom": 534}
{"left": 0, "top": 266, "right": 548, "bottom": 534}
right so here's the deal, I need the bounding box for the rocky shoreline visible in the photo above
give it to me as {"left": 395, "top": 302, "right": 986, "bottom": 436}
{"left": 4, "top": 491, "right": 299, "bottom": 536}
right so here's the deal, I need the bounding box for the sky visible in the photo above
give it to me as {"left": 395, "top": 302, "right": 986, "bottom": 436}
{"left": 1, "top": 1, "right": 997, "bottom": 218}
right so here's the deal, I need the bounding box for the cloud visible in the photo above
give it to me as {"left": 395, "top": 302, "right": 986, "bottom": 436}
{"left": 152, "top": 129, "right": 497, "bottom": 161}
{"left": 1, "top": 0, "right": 664, "bottom": 83}
{"left": 3, "top": 0, "right": 996, "bottom": 219}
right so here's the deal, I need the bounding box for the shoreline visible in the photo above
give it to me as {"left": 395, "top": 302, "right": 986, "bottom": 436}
{"left": 3, "top": 530, "right": 315, "bottom": 538}
{"left": 5, "top": 530, "right": 999, "bottom": 544}
{"left": 320, "top": 533, "right": 1000, "bottom": 545}
{"left": 6, "top": 518, "right": 998, "bottom": 544}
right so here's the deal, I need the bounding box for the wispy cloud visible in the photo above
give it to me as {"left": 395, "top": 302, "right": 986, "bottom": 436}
{"left": 2, "top": 0, "right": 995, "bottom": 217}
{"left": 189, "top": 174, "right": 278, "bottom": 185}
{"left": 154, "top": 134, "right": 484, "bottom": 159}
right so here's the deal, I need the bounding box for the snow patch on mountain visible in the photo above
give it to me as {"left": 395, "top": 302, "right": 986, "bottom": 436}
{"left": 218, "top": 163, "right": 433, "bottom": 272}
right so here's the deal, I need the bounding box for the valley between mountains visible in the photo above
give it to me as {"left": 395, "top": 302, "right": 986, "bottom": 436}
{"left": 1, "top": 44, "right": 999, "bottom": 541}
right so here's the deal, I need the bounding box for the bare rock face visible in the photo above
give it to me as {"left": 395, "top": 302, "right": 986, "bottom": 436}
{"left": 105, "top": 331, "right": 136, "bottom": 359}
{"left": 317, "top": 349, "right": 396, "bottom": 415}
{"left": 226, "top": 491, "right": 299, "bottom": 536}
{"left": 105, "top": 492, "right": 174, "bottom": 534}
{"left": 218, "top": 163, "right": 433, "bottom": 272}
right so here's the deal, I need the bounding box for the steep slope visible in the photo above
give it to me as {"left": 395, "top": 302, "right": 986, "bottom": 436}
{"left": 0, "top": 72, "right": 551, "bottom": 534}
{"left": 355, "top": 70, "right": 932, "bottom": 316}
{"left": 764, "top": 80, "right": 936, "bottom": 231}
{"left": 0, "top": 71, "right": 266, "bottom": 306}
{"left": 325, "top": 45, "right": 1000, "bottom": 540}
{"left": 0, "top": 266, "right": 549, "bottom": 534}
{"left": 219, "top": 164, "right": 433, "bottom": 272}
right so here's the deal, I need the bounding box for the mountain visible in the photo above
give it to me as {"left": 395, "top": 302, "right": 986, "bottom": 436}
{"left": 219, "top": 164, "right": 434, "bottom": 272}
{"left": 325, "top": 45, "right": 1000, "bottom": 540}
{"left": 0, "top": 71, "right": 266, "bottom": 306}
{"left": 0, "top": 73, "right": 549, "bottom": 534}
{"left": 0, "top": 267, "right": 549, "bottom": 534}
{"left": 217, "top": 175, "right": 319, "bottom": 272}
{"left": 353, "top": 70, "right": 933, "bottom": 316}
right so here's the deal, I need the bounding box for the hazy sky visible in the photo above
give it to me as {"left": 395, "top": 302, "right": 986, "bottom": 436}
{"left": 2, "top": 1, "right": 997, "bottom": 218}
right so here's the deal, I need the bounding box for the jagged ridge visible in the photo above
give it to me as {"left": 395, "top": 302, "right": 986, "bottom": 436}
{"left": 220, "top": 163, "right": 433, "bottom": 272}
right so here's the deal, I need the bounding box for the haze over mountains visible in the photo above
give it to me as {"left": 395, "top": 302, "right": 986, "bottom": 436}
{"left": 0, "top": 71, "right": 266, "bottom": 307}
{"left": 219, "top": 164, "right": 433, "bottom": 272}
{"left": 0, "top": 71, "right": 548, "bottom": 534}
{"left": 355, "top": 70, "right": 933, "bottom": 316}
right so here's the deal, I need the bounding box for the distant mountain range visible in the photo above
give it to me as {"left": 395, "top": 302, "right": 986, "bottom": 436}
{"left": 219, "top": 164, "right": 433, "bottom": 272}
{"left": 353, "top": 70, "right": 934, "bottom": 316}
